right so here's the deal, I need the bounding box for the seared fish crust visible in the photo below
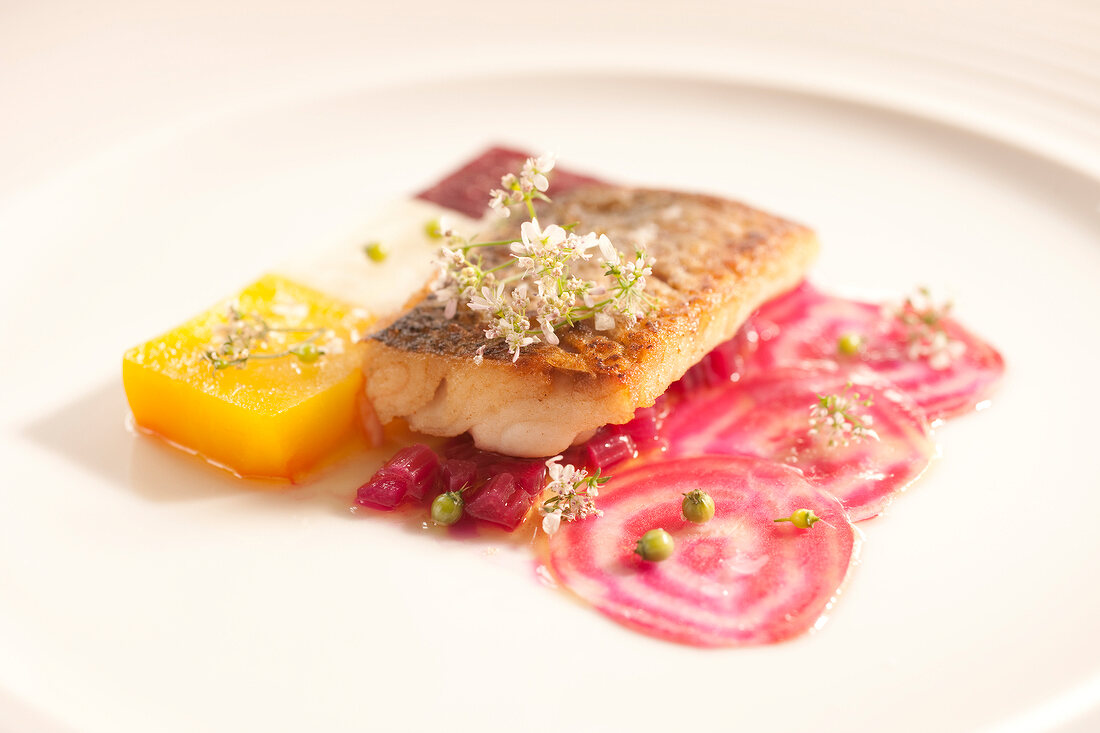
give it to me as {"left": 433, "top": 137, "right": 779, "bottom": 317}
{"left": 365, "top": 186, "right": 819, "bottom": 457}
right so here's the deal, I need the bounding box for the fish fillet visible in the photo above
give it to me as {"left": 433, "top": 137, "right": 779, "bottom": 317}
{"left": 365, "top": 185, "right": 819, "bottom": 457}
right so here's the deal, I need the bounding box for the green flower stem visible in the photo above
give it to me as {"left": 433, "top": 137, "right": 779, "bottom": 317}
{"left": 482, "top": 261, "right": 515, "bottom": 275}
{"left": 461, "top": 239, "right": 515, "bottom": 249}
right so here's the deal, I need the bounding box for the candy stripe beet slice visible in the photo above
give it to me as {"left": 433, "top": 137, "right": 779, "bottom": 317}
{"left": 738, "top": 282, "right": 1004, "bottom": 421}
{"left": 663, "top": 367, "right": 934, "bottom": 521}
{"left": 548, "top": 456, "right": 858, "bottom": 647}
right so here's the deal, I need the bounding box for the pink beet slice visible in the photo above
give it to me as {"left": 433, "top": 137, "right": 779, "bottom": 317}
{"left": 662, "top": 367, "right": 934, "bottom": 521}
{"left": 416, "top": 146, "right": 602, "bottom": 218}
{"left": 738, "top": 282, "right": 1004, "bottom": 420}
{"left": 548, "top": 455, "right": 858, "bottom": 647}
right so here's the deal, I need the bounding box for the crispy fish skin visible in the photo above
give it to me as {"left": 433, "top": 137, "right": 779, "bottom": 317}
{"left": 365, "top": 186, "right": 819, "bottom": 457}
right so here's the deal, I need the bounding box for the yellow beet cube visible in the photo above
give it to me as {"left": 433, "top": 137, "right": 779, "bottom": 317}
{"left": 123, "top": 275, "right": 374, "bottom": 480}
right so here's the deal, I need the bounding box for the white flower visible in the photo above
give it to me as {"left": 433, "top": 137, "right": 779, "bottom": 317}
{"left": 522, "top": 153, "right": 556, "bottom": 193}
{"left": 504, "top": 329, "right": 537, "bottom": 361}
{"left": 538, "top": 315, "right": 560, "bottom": 345}
{"left": 431, "top": 245, "right": 494, "bottom": 319}
{"left": 564, "top": 231, "right": 598, "bottom": 261}
{"left": 509, "top": 241, "right": 536, "bottom": 272}
{"left": 489, "top": 174, "right": 524, "bottom": 215}
{"left": 539, "top": 455, "right": 603, "bottom": 534}
{"left": 468, "top": 284, "right": 507, "bottom": 313}
{"left": 521, "top": 219, "right": 567, "bottom": 251}
{"left": 489, "top": 191, "right": 511, "bottom": 216}
{"left": 808, "top": 387, "right": 879, "bottom": 448}
{"left": 443, "top": 152, "right": 656, "bottom": 365}
{"left": 473, "top": 345, "right": 486, "bottom": 366}
{"left": 542, "top": 511, "right": 562, "bottom": 536}
{"left": 891, "top": 287, "right": 965, "bottom": 369}
{"left": 597, "top": 234, "right": 619, "bottom": 265}
{"left": 594, "top": 311, "right": 615, "bottom": 331}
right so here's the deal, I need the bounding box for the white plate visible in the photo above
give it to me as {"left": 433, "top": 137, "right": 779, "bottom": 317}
{"left": 2, "top": 74, "right": 1100, "bottom": 733}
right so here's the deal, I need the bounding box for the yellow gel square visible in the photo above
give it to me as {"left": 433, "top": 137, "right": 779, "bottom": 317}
{"left": 123, "top": 275, "right": 374, "bottom": 479}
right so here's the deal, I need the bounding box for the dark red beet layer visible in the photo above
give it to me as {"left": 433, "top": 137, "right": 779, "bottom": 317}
{"left": 416, "top": 146, "right": 604, "bottom": 218}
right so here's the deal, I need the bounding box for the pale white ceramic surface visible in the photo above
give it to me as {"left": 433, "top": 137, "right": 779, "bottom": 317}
{"left": 2, "top": 71, "right": 1099, "bottom": 733}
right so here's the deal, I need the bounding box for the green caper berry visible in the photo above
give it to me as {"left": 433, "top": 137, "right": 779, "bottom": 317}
{"left": 681, "top": 489, "right": 715, "bottom": 524}
{"left": 294, "top": 343, "right": 322, "bottom": 363}
{"left": 634, "top": 528, "right": 675, "bottom": 562}
{"left": 431, "top": 492, "right": 464, "bottom": 526}
{"left": 424, "top": 219, "right": 444, "bottom": 240}
{"left": 774, "top": 508, "right": 821, "bottom": 529}
{"left": 364, "top": 242, "right": 388, "bottom": 263}
{"left": 837, "top": 333, "right": 863, "bottom": 356}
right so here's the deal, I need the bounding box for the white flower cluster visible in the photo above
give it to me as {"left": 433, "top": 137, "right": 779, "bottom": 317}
{"left": 432, "top": 245, "right": 492, "bottom": 320}
{"left": 889, "top": 288, "right": 966, "bottom": 371}
{"left": 489, "top": 154, "right": 555, "bottom": 216}
{"left": 467, "top": 284, "right": 537, "bottom": 362}
{"left": 205, "top": 304, "right": 329, "bottom": 370}
{"left": 430, "top": 153, "right": 657, "bottom": 363}
{"left": 597, "top": 236, "right": 655, "bottom": 330}
{"left": 211, "top": 305, "right": 267, "bottom": 361}
{"left": 808, "top": 386, "right": 880, "bottom": 448}
{"left": 539, "top": 456, "right": 605, "bottom": 535}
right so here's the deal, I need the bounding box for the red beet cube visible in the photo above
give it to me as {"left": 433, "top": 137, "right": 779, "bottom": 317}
{"left": 355, "top": 473, "right": 408, "bottom": 509}
{"left": 483, "top": 457, "right": 546, "bottom": 495}
{"left": 440, "top": 459, "right": 478, "bottom": 494}
{"left": 465, "top": 473, "right": 539, "bottom": 531}
{"left": 356, "top": 444, "right": 441, "bottom": 508}
{"left": 585, "top": 429, "right": 636, "bottom": 470}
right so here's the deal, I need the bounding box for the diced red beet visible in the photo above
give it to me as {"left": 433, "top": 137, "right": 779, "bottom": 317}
{"left": 548, "top": 455, "right": 858, "bottom": 647}
{"left": 442, "top": 433, "right": 478, "bottom": 461}
{"left": 440, "top": 459, "right": 478, "bottom": 494}
{"left": 355, "top": 473, "right": 409, "bottom": 510}
{"left": 617, "top": 404, "right": 667, "bottom": 450}
{"left": 487, "top": 458, "right": 546, "bottom": 496}
{"left": 441, "top": 433, "right": 546, "bottom": 493}
{"left": 355, "top": 444, "right": 441, "bottom": 509}
{"left": 385, "top": 444, "right": 442, "bottom": 501}
{"left": 464, "top": 473, "right": 539, "bottom": 531}
{"left": 585, "top": 429, "right": 636, "bottom": 470}
{"left": 671, "top": 334, "right": 750, "bottom": 395}
{"left": 558, "top": 444, "right": 589, "bottom": 471}
{"left": 416, "top": 146, "right": 603, "bottom": 218}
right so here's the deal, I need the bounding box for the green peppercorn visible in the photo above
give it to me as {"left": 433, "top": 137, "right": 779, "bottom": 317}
{"left": 364, "top": 241, "right": 388, "bottom": 263}
{"left": 431, "top": 492, "right": 464, "bottom": 526}
{"left": 424, "top": 219, "right": 444, "bottom": 240}
{"left": 774, "top": 508, "right": 821, "bottom": 529}
{"left": 635, "top": 528, "right": 675, "bottom": 562}
{"left": 681, "top": 489, "right": 715, "bottom": 524}
{"left": 837, "top": 332, "right": 863, "bottom": 356}
{"left": 294, "top": 343, "right": 322, "bottom": 363}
